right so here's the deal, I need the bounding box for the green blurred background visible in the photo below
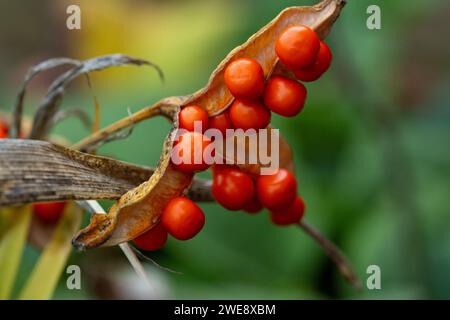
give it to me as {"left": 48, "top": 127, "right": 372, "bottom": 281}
{"left": 0, "top": 0, "right": 449, "bottom": 299}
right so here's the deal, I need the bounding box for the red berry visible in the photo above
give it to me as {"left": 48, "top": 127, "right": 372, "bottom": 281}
{"left": 264, "top": 76, "right": 307, "bottom": 117}
{"left": 208, "top": 110, "right": 234, "bottom": 136}
{"left": 276, "top": 25, "right": 320, "bottom": 69}
{"left": 270, "top": 196, "right": 305, "bottom": 226}
{"left": 256, "top": 168, "right": 297, "bottom": 210}
{"left": 133, "top": 223, "right": 168, "bottom": 251}
{"left": 212, "top": 166, "right": 255, "bottom": 211}
{"left": 171, "top": 131, "right": 213, "bottom": 172}
{"left": 32, "top": 201, "right": 66, "bottom": 224}
{"left": 0, "top": 119, "right": 9, "bottom": 139}
{"left": 162, "top": 197, "right": 205, "bottom": 241}
{"left": 224, "top": 58, "right": 265, "bottom": 100}
{"left": 179, "top": 105, "right": 209, "bottom": 132}
{"left": 294, "top": 41, "right": 332, "bottom": 82}
{"left": 243, "top": 195, "right": 263, "bottom": 214}
{"left": 229, "top": 99, "right": 271, "bottom": 130}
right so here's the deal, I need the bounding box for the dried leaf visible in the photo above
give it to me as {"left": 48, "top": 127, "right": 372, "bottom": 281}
{"left": 0, "top": 139, "right": 213, "bottom": 207}
{"left": 50, "top": 108, "right": 92, "bottom": 130}
{"left": 29, "top": 54, "right": 163, "bottom": 140}
{"left": 11, "top": 58, "right": 81, "bottom": 138}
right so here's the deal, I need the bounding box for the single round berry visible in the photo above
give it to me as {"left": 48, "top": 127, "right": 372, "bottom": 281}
{"left": 133, "top": 223, "right": 168, "bottom": 251}
{"left": 270, "top": 196, "right": 305, "bottom": 226}
{"left": 264, "top": 76, "right": 307, "bottom": 117}
{"left": 212, "top": 166, "right": 255, "bottom": 211}
{"left": 32, "top": 201, "right": 66, "bottom": 224}
{"left": 243, "top": 195, "right": 263, "bottom": 214}
{"left": 224, "top": 58, "right": 265, "bottom": 100}
{"left": 208, "top": 110, "right": 234, "bottom": 136}
{"left": 179, "top": 105, "right": 209, "bottom": 132}
{"left": 294, "top": 41, "right": 332, "bottom": 82}
{"left": 162, "top": 197, "right": 205, "bottom": 241}
{"left": 171, "top": 131, "right": 212, "bottom": 172}
{"left": 0, "top": 119, "right": 9, "bottom": 139}
{"left": 229, "top": 99, "right": 271, "bottom": 130}
{"left": 275, "top": 25, "right": 320, "bottom": 69}
{"left": 256, "top": 168, "right": 297, "bottom": 210}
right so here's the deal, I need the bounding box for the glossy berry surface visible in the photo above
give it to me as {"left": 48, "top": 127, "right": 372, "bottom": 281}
{"left": 212, "top": 166, "right": 255, "bottom": 211}
{"left": 208, "top": 110, "right": 234, "bottom": 136}
{"left": 224, "top": 58, "right": 265, "bottom": 100}
{"left": 256, "top": 168, "right": 297, "bottom": 210}
{"left": 172, "top": 131, "right": 212, "bottom": 172}
{"left": 162, "top": 197, "right": 205, "bottom": 240}
{"left": 179, "top": 105, "right": 209, "bottom": 132}
{"left": 294, "top": 41, "right": 332, "bottom": 82}
{"left": 270, "top": 196, "right": 305, "bottom": 226}
{"left": 243, "top": 195, "right": 263, "bottom": 214}
{"left": 0, "top": 119, "right": 8, "bottom": 138}
{"left": 133, "top": 222, "right": 168, "bottom": 251}
{"left": 275, "top": 25, "right": 320, "bottom": 69}
{"left": 32, "top": 201, "right": 66, "bottom": 224}
{"left": 264, "top": 76, "right": 307, "bottom": 117}
{"left": 229, "top": 99, "right": 271, "bottom": 130}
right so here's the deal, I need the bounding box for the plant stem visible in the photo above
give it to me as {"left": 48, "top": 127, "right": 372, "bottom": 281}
{"left": 72, "top": 97, "right": 184, "bottom": 152}
{"left": 298, "top": 221, "right": 361, "bottom": 290}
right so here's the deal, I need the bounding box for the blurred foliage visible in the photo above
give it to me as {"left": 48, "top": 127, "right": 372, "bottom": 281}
{"left": 0, "top": 0, "right": 449, "bottom": 299}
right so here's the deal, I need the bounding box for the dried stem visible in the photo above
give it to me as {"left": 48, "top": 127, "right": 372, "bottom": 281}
{"left": 72, "top": 102, "right": 167, "bottom": 152}
{"left": 298, "top": 221, "right": 361, "bottom": 290}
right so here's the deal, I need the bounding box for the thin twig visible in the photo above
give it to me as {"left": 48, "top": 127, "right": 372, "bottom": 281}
{"left": 11, "top": 58, "right": 81, "bottom": 138}
{"left": 298, "top": 220, "right": 361, "bottom": 290}
{"left": 76, "top": 200, "right": 154, "bottom": 291}
{"left": 119, "top": 243, "right": 154, "bottom": 292}
{"left": 129, "top": 244, "right": 183, "bottom": 275}
{"left": 72, "top": 103, "right": 163, "bottom": 151}
{"left": 29, "top": 54, "right": 164, "bottom": 140}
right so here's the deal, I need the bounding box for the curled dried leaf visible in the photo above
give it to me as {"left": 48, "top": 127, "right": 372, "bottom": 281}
{"left": 28, "top": 54, "right": 163, "bottom": 140}
{"left": 50, "top": 108, "right": 92, "bottom": 130}
{"left": 11, "top": 58, "right": 81, "bottom": 138}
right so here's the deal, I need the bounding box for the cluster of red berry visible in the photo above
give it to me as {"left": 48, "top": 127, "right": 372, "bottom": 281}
{"left": 134, "top": 25, "right": 331, "bottom": 251}
{"left": 0, "top": 25, "right": 331, "bottom": 253}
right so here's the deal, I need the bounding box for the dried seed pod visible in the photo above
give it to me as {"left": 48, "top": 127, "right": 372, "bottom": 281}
{"left": 72, "top": 102, "right": 194, "bottom": 249}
